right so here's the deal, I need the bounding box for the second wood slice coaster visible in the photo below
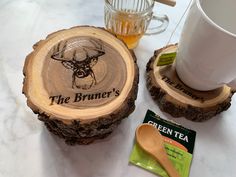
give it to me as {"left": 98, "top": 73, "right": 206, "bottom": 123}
{"left": 146, "top": 44, "right": 235, "bottom": 122}
{"left": 23, "top": 26, "right": 139, "bottom": 145}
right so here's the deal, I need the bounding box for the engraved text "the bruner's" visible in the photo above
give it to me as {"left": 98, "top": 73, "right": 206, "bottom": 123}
{"left": 49, "top": 88, "right": 120, "bottom": 105}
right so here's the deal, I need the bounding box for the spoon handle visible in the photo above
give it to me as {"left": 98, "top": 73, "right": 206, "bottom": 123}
{"left": 154, "top": 152, "right": 180, "bottom": 177}
{"left": 154, "top": 0, "right": 176, "bottom": 7}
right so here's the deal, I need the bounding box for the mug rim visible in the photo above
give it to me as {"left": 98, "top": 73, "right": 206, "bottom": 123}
{"left": 196, "top": 0, "right": 236, "bottom": 38}
{"left": 104, "top": 0, "right": 154, "bottom": 15}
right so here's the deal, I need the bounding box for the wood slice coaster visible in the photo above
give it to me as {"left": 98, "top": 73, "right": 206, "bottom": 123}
{"left": 146, "top": 44, "right": 235, "bottom": 122}
{"left": 23, "top": 26, "right": 139, "bottom": 145}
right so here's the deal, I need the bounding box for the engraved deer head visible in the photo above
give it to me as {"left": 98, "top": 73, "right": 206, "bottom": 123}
{"left": 51, "top": 38, "right": 105, "bottom": 90}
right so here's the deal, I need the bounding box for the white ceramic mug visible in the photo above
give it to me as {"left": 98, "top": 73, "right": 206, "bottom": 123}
{"left": 176, "top": 0, "right": 236, "bottom": 91}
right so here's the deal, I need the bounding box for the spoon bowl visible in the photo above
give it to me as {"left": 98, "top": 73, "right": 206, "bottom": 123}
{"left": 136, "top": 123, "right": 180, "bottom": 177}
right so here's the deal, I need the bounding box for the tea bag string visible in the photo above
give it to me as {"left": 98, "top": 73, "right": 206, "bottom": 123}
{"left": 166, "top": 0, "right": 193, "bottom": 45}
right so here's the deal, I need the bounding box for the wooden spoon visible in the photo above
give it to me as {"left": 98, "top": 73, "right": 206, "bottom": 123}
{"left": 136, "top": 123, "right": 180, "bottom": 177}
{"left": 155, "top": 0, "right": 176, "bottom": 7}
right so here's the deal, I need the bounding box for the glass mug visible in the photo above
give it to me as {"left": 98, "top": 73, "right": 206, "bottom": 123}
{"left": 104, "top": 0, "right": 169, "bottom": 49}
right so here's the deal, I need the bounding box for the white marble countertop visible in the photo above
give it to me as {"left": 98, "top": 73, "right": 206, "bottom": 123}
{"left": 1, "top": 0, "right": 236, "bottom": 177}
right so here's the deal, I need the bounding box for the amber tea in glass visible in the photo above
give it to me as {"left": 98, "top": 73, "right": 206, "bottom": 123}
{"left": 104, "top": 0, "right": 169, "bottom": 49}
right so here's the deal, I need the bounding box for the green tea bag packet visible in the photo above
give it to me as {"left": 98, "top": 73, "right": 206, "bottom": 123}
{"left": 156, "top": 52, "right": 177, "bottom": 66}
{"left": 129, "top": 110, "right": 196, "bottom": 177}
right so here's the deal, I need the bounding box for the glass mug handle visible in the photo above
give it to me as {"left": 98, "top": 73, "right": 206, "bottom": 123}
{"left": 145, "top": 14, "right": 169, "bottom": 35}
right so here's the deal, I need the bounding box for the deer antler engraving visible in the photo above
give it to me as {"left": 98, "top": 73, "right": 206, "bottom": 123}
{"left": 51, "top": 39, "right": 105, "bottom": 89}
